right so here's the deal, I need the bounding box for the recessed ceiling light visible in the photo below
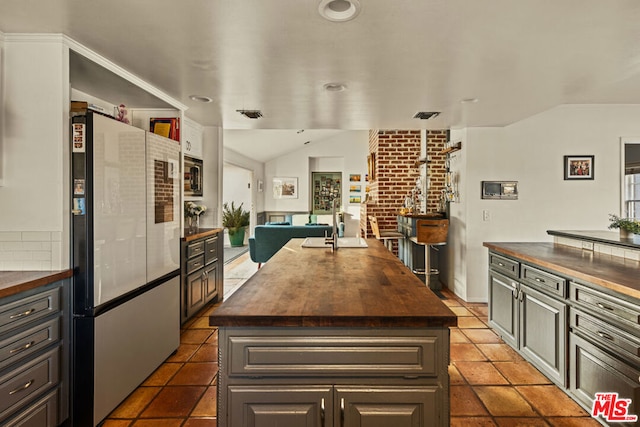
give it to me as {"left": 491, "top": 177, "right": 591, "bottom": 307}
{"left": 236, "top": 109, "right": 263, "bottom": 119}
{"left": 189, "top": 95, "right": 213, "bottom": 103}
{"left": 461, "top": 98, "right": 479, "bottom": 104}
{"left": 323, "top": 82, "right": 347, "bottom": 92}
{"left": 318, "top": 0, "right": 361, "bottom": 22}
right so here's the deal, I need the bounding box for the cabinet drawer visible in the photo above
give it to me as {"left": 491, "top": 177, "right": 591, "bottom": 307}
{"left": 2, "top": 388, "right": 58, "bottom": 427}
{"left": 0, "top": 288, "right": 60, "bottom": 335}
{"left": 187, "top": 241, "right": 205, "bottom": 259}
{"left": 228, "top": 335, "right": 441, "bottom": 377}
{"left": 521, "top": 264, "right": 566, "bottom": 298}
{"left": 489, "top": 252, "right": 519, "bottom": 279}
{"left": 571, "top": 308, "right": 640, "bottom": 363}
{"left": 569, "top": 332, "right": 640, "bottom": 421}
{"left": 570, "top": 281, "right": 640, "bottom": 334}
{"left": 187, "top": 254, "right": 205, "bottom": 274}
{"left": 0, "top": 347, "right": 60, "bottom": 419}
{"left": 204, "top": 236, "right": 218, "bottom": 265}
{"left": 0, "top": 318, "right": 60, "bottom": 372}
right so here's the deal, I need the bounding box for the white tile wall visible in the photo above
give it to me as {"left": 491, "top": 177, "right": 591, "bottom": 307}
{"left": 0, "top": 231, "right": 61, "bottom": 270}
{"left": 554, "top": 236, "right": 640, "bottom": 262}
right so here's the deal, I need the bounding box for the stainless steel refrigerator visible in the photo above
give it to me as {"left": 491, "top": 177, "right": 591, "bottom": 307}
{"left": 71, "top": 112, "right": 181, "bottom": 426}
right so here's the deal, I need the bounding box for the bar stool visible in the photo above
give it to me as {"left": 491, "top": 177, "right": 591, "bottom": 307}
{"left": 368, "top": 216, "right": 403, "bottom": 252}
{"left": 412, "top": 218, "right": 449, "bottom": 289}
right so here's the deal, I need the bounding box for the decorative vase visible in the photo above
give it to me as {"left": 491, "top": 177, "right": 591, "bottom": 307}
{"left": 229, "top": 227, "right": 246, "bottom": 247}
{"left": 619, "top": 228, "right": 631, "bottom": 238}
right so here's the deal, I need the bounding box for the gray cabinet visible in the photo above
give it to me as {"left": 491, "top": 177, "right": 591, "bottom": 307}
{"left": 181, "top": 231, "right": 223, "bottom": 323}
{"left": 0, "top": 281, "right": 67, "bottom": 426}
{"left": 217, "top": 328, "right": 450, "bottom": 427}
{"left": 488, "top": 252, "right": 567, "bottom": 387}
{"left": 569, "top": 281, "right": 640, "bottom": 424}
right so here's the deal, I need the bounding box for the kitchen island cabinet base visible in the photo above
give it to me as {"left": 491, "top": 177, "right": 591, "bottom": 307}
{"left": 216, "top": 327, "right": 450, "bottom": 427}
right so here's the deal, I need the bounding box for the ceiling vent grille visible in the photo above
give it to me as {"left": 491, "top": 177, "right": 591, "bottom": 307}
{"left": 237, "top": 109, "right": 263, "bottom": 119}
{"left": 413, "top": 111, "right": 440, "bottom": 120}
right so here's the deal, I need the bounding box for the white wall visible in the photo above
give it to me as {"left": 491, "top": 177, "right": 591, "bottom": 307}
{"left": 446, "top": 104, "right": 640, "bottom": 302}
{"left": 200, "top": 126, "right": 222, "bottom": 228}
{"left": 264, "top": 130, "right": 368, "bottom": 235}
{"left": 0, "top": 35, "right": 69, "bottom": 270}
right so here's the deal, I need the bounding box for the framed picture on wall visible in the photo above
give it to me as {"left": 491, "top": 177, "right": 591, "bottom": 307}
{"left": 273, "top": 177, "right": 298, "bottom": 198}
{"left": 564, "top": 155, "right": 594, "bottom": 180}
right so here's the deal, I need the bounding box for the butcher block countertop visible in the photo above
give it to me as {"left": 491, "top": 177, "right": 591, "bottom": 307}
{"left": 182, "top": 227, "right": 224, "bottom": 242}
{"left": 210, "top": 238, "right": 457, "bottom": 328}
{"left": 484, "top": 242, "right": 640, "bottom": 300}
{"left": 0, "top": 270, "right": 73, "bottom": 299}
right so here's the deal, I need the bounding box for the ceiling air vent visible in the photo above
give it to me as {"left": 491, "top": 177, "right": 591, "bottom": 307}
{"left": 413, "top": 111, "right": 440, "bottom": 120}
{"left": 236, "top": 109, "right": 263, "bottom": 119}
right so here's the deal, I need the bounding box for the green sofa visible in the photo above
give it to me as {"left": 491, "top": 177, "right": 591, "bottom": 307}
{"left": 249, "top": 224, "right": 333, "bottom": 267}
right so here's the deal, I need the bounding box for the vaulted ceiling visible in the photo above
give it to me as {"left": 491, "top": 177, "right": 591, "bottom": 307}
{"left": 2, "top": 0, "right": 640, "bottom": 160}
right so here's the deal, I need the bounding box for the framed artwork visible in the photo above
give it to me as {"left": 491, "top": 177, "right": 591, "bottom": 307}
{"left": 273, "top": 177, "right": 298, "bottom": 198}
{"left": 312, "top": 172, "right": 341, "bottom": 213}
{"left": 349, "top": 174, "right": 361, "bottom": 182}
{"left": 349, "top": 185, "right": 361, "bottom": 192}
{"left": 349, "top": 196, "right": 361, "bottom": 203}
{"left": 564, "top": 155, "right": 594, "bottom": 180}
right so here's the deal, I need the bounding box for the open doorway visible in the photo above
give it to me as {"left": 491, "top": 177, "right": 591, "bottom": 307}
{"left": 223, "top": 163, "right": 253, "bottom": 263}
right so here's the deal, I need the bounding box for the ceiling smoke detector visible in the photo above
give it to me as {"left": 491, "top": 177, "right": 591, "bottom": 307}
{"left": 318, "top": 0, "right": 361, "bottom": 22}
{"left": 413, "top": 111, "right": 441, "bottom": 120}
{"left": 236, "top": 109, "right": 263, "bottom": 119}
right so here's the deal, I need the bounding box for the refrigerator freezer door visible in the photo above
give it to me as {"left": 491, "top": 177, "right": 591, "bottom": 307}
{"left": 146, "top": 132, "right": 181, "bottom": 281}
{"left": 92, "top": 114, "right": 147, "bottom": 307}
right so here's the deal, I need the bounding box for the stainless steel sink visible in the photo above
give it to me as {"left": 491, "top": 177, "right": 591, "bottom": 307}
{"left": 301, "top": 237, "right": 368, "bottom": 248}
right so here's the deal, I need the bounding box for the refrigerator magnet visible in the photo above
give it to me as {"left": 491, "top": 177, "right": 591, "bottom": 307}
{"left": 72, "top": 123, "right": 86, "bottom": 152}
{"left": 73, "top": 198, "right": 86, "bottom": 215}
{"left": 74, "top": 179, "right": 85, "bottom": 195}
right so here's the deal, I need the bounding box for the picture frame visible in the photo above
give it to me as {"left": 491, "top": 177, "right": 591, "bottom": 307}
{"left": 273, "top": 177, "right": 298, "bottom": 198}
{"left": 349, "top": 174, "right": 361, "bottom": 182}
{"left": 564, "top": 155, "right": 594, "bottom": 180}
{"left": 349, "top": 185, "right": 361, "bottom": 192}
{"left": 349, "top": 196, "right": 361, "bottom": 203}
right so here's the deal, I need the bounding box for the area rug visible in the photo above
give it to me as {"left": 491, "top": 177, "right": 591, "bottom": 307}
{"left": 224, "top": 246, "right": 249, "bottom": 265}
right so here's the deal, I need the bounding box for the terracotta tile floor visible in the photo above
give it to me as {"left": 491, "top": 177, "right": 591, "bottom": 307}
{"left": 103, "top": 254, "right": 599, "bottom": 426}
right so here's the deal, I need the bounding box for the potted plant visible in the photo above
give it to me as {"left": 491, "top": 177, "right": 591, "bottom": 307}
{"left": 223, "top": 202, "right": 250, "bottom": 247}
{"left": 608, "top": 214, "right": 640, "bottom": 238}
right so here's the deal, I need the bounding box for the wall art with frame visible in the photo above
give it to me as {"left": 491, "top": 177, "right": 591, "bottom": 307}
{"left": 564, "top": 155, "right": 594, "bottom": 180}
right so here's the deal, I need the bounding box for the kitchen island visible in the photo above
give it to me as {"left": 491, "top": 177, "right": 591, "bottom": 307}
{"left": 210, "top": 237, "right": 456, "bottom": 427}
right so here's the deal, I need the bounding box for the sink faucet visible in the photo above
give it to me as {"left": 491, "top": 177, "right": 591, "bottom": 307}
{"left": 325, "top": 198, "right": 339, "bottom": 251}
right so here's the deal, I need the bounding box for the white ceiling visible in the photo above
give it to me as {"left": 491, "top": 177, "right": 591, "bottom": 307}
{"left": 2, "top": 0, "right": 640, "bottom": 160}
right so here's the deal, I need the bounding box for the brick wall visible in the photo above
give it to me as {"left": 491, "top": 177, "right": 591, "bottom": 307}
{"left": 360, "top": 129, "right": 447, "bottom": 249}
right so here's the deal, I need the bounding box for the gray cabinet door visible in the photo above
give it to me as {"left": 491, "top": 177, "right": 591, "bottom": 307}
{"left": 185, "top": 270, "right": 205, "bottom": 319}
{"left": 337, "top": 386, "right": 440, "bottom": 427}
{"left": 519, "top": 284, "right": 567, "bottom": 387}
{"left": 488, "top": 271, "right": 518, "bottom": 348}
{"left": 204, "top": 264, "right": 218, "bottom": 301}
{"left": 228, "top": 385, "right": 332, "bottom": 427}
{"left": 570, "top": 332, "right": 640, "bottom": 426}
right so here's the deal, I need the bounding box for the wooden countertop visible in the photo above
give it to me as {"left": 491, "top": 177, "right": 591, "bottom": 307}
{"left": 210, "top": 238, "right": 457, "bottom": 328}
{"left": 547, "top": 229, "right": 640, "bottom": 250}
{"left": 483, "top": 242, "right": 640, "bottom": 299}
{"left": 183, "top": 227, "right": 224, "bottom": 242}
{"left": 0, "top": 270, "right": 73, "bottom": 299}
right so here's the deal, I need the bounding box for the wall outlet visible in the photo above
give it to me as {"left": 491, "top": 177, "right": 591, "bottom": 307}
{"left": 483, "top": 210, "right": 490, "bottom": 221}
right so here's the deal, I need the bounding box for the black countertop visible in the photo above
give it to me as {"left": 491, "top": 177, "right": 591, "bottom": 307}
{"left": 547, "top": 230, "right": 640, "bottom": 250}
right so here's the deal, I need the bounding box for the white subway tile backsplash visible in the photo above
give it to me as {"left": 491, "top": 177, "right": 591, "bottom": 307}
{"left": 21, "top": 231, "right": 52, "bottom": 241}
{"left": 0, "top": 230, "right": 61, "bottom": 271}
{"left": 0, "top": 232, "right": 22, "bottom": 241}
{"left": 560, "top": 237, "right": 639, "bottom": 261}
{"left": 625, "top": 250, "right": 640, "bottom": 261}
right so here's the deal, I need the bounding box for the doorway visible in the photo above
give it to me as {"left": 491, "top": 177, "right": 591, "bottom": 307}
{"left": 223, "top": 163, "right": 253, "bottom": 262}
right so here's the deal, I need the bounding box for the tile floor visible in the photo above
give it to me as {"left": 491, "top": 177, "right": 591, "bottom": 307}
{"left": 103, "top": 252, "right": 600, "bottom": 427}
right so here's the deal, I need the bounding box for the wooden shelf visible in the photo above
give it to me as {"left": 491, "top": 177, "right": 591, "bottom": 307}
{"left": 441, "top": 141, "right": 462, "bottom": 155}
